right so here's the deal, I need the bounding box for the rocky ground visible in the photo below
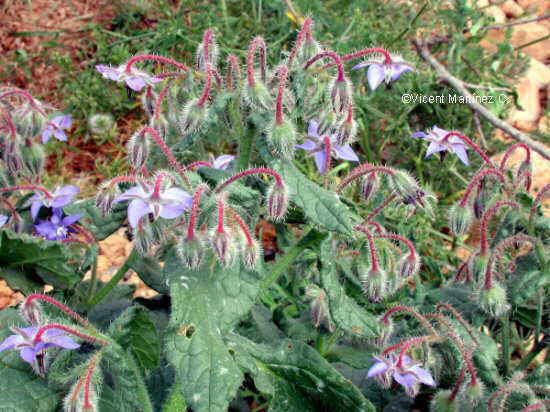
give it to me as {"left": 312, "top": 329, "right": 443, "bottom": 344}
{"left": 0, "top": 0, "right": 548, "bottom": 309}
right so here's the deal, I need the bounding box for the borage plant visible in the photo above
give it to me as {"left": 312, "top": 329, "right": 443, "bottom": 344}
{"left": 0, "top": 17, "right": 548, "bottom": 412}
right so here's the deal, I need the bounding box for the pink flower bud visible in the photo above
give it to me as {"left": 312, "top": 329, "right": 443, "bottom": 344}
{"left": 177, "top": 235, "right": 205, "bottom": 269}
{"left": 126, "top": 131, "right": 150, "bottom": 171}
{"left": 266, "top": 183, "right": 288, "bottom": 221}
{"left": 329, "top": 77, "right": 352, "bottom": 114}
{"left": 360, "top": 174, "right": 379, "bottom": 202}
{"left": 398, "top": 253, "right": 420, "bottom": 278}
{"left": 179, "top": 98, "right": 208, "bottom": 134}
{"left": 449, "top": 203, "right": 473, "bottom": 237}
{"left": 209, "top": 228, "right": 237, "bottom": 267}
{"left": 242, "top": 238, "right": 261, "bottom": 269}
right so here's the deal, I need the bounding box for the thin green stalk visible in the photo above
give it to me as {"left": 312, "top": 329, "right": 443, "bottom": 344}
{"left": 220, "top": 0, "right": 229, "bottom": 31}
{"left": 232, "top": 99, "right": 252, "bottom": 170}
{"left": 87, "top": 249, "right": 137, "bottom": 309}
{"left": 392, "top": 1, "right": 429, "bottom": 42}
{"left": 501, "top": 314, "right": 511, "bottom": 377}
{"left": 86, "top": 255, "right": 98, "bottom": 304}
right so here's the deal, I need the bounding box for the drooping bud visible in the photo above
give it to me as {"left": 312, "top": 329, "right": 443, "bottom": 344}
{"left": 390, "top": 170, "right": 424, "bottom": 206}
{"left": 329, "top": 77, "right": 351, "bottom": 114}
{"left": 95, "top": 181, "right": 120, "bottom": 216}
{"left": 449, "top": 203, "right": 473, "bottom": 237}
{"left": 266, "top": 182, "right": 288, "bottom": 220}
{"left": 209, "top": 227, "right": 237, "bottom": 267}
{"left": 430, "top": 390, "right": 458, "bottom": 412}
{"left": 335, "top": 117, "right": 357, "bottom": 146}
{"left": 242, "top": 237, "right": 261, "bottom": 269}
{"left": 468, "top": 253, "right": 488, "bottom": 284}
{"left": 177, "top": 235, "right": 205, "bottom": 269}
{"left": 134, "top": 222, "right": 155, "bottom": 256}
{"left": 88, "top": 113, "right": 115, "bottom": 135}
{"left": 20, "top": 298, "right": 42, "bottom": 325}
{"left": 141, "top": 87, "right": 156, "bottom": 118}
{"left": 196, "top": 29, "right": 219, "bottom": 70}
{"left": 305, "top": 284, "right": 334, "bottom": 332}
{"left": 244, "top": 81, "right": 274, "bottom": 110}
{"left": 477, "top": 282, "right": 510, "bottom": 317}
{"left": 360, "top": 173, "right": 379, "bottom": 202}
{"left": 12, "top": 107, "right": 45, "bottom": 139}
{"left": 179, "top": 98, "right": 208, "bottom": 134}
{"left": 126, "top": 130, "right": 150, "bottom": 171}
{"left": 3, "top": 139, "right": 24, "bottom": 175}
{"left": 460, "top": 380, "right": 485, "bottom": 406}
{"left": 296, "top": 36, "right": 321, "bottom": 66}
{"left": 516, "top": 160, "right": 532, "bottom": 191}
{"left": 20, "top": 142, "right": 45, "bottom": 176}
{"left": 267, "top": 119, "right": 296, "bottom": 159}
{"left": 376, "top": 315, "right": 394, "bottom": 347}
{"left": 149, "top": 114, "right": 169, "bottom": 140}
{"left": 398, "top": 253, "right": 420, "bottom": 278}
{"left": 360, "top": 266, "right": 388, "bottom": 302}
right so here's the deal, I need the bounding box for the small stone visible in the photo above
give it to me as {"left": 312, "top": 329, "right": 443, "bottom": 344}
{"left": 500, "top": 1, "right": 524, "bottom": 18}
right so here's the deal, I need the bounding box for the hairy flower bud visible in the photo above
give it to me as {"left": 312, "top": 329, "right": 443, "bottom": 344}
{"left": 13, "top": 108, "right": 45, "bottom": 139}
{"left": 126, "top": 131, "right": 150, "bottom": 170}
{"left": 3, "top": 139, "right": 24, "bottom": 175}
{"left": 21, "top": 142, "right": 45, "bottom": 176}
{"left": 316, "top": 109, "right": 337, "bottom": 136}
{"left": 266, "top": 182, "right": 288, "bottom": 220}
{"left": 449, "top": 203, "right": 473, "bottom": 236}
{"left": 88, "top": 113, "right": 115, "bottom": 135}
{"left": 390, "top": 170, "right": 424, "bottom": 206}
{"left": 430, "top": 390, "right": 458, "bottom": 412}
{"left": 329, "top": 77, "right": 351, "bottom": 114}
{"left": 179, "top": 98, "right": 208, "bottom": 134}
{"left": 209, "top": 228, "right": 237, "bottom": 267}
{"left": 360, "top": 266, "right": 387, "bottom": 302}
{"left": 460, "top": 381, "right": 484, "bottom": 406}
{"left": 469, "top": 253, "right": 488, "bottom": 284}
{"left": 141, "top": 89, "right": 156, "bottom": 118}
{"left": 20, "top": 299, "right": 42, "bottom": 325}
{"left": 134, "top": 222, "right": 155, "bottom": 256}
{"left": 149, "top": 114, "right": 169, "bottom": 140}
{"left": 398, "top": 253, "right": 420, "bottom": 278}
{"left": 477, "top": 282, "right": 510, "bottom": 317}
{"left": 267, "top": 119, "right": 296, "bottom": 159}
{"left": 242, "top": 238, "right": 261, "bottom": 269}
{"left": 95, "top": 182, "right": 120, "bottom": 216}
{"left": 360, "top": 174, "right": 379, "bottom": 202}
{"left": 306, "top": 285, "right": 334, "bottom": 332}
{"left": 335, "top": 117, "right": 357, "bottom": 146}
{"left": 296, "top": 37, "right": 321, "bottom": 66}
{"left": 244, "top": 81, "right": 274, "bottom": 110}
{"left": 177, "top": 235, "right": 205, "bottom": 269}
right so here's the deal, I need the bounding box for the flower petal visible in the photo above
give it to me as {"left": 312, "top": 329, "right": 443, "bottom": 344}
{"left": 295, "top": 139, "right": 317, "bottom": 151}
{"left": 47, "top": 335, "right": 80, "bottom": 350}
{"left": 410, "top": 131, "right": 427, "bottom": 139}
{"left": 367, "top": 64, "right": 385, "bottom": 91}
{"left": 333, "top": 144, "right": 359, "bottom": 161}
{"left": 431, "top": 126, "right": 449, "bottom": 139}
{"left": 96, "top": 65, "right": 120, "bottom": 81}
{"left": 127, "top": 199, "right": 151, "bottom": 228}
{"left": 390, "top": 64, "right": 413, "bottom": 81}
{"left": 393, "top": 371, "right": 417, "bottom": 389}
{"left": 62, "top": 214, "right": 81, "bottom": 227}
{"left": 159, "top": 204, "right": 187, "bottom": 219}
{"left": 213, "top": 154, "right": 235, "bottom": 170}
{"left": 452, "top": 145, "right": 469, "bottom": 166}
{"left": 53, "top": 130, "right": 67, "bottom": 142}
{"left": 163, "top": 188, "right": 192, "bottom": 206}
{"left": 0, "top": 215, "right": 7, "bottom": 228}
{"left": 114, "top": 186, "right": 146, "bottom": 203}
{"left": 125, "top": 77, "right": 147, "bottom": 91}
{"left": 51, "top": 195, "right": 73, "bottom": 208}
{"left": 308, "top": 120, "right": 320, "bottom": 138}
{"left": 41, "top": 128, "right": 53, "bottom": 144}
{"left": 425, "top": 141, "right": 447, "bottom": 158}
{"left": 367, "top": 361, "right": 388, "bottom": 378}
{"left": 410, "top": 366, "right": 436, "bottom": 386}
{"left": 54, "top": 185, "right": 79, "bottom": 198}
{"left": 0, "top": 334, "right": 23, "bottom": 352}
{"left": 19, "top": 347, "right": 37, "bottom": 364}
{"left": 31, "top": 201, "right": 42, "bottom": 221}
{"left": 314, "top": 150, "right": 327, "bottom": 174}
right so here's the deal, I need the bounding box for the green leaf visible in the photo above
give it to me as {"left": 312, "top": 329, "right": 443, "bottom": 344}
{"left": 320, "top": 240, "right": 380, "bottom": 339}
{"left": 0, "top": 230, "right": 83, "bottom": 289}
{"left": 0, "top": 266, "right": 43, "bottom": 295}
{"left": 164, "top": 251, "right": 263, "bottom": 412}
{"left": 109, "top": 306, "right": 161, "bottom": 374}
{"left": 64, "top": 198, "right": 128, "bottom": 240}
{"left": 271, "top": 159, "right": 357, "bottom": 234}
{"left": 128, "top": 255, "right": 168, "bottom": 294}
{"left": 227, "top": 333, "right": 374, "bottom": 412}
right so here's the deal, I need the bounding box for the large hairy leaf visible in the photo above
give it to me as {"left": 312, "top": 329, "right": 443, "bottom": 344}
{"left": 64, "top": 198, "right": 128, "bottom": 241}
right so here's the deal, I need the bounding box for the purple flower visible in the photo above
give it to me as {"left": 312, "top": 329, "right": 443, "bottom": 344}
{"left": 0, "top": 326, "right": 79, "bottom": 367}
{"left": 96, "top": 64, "right": 162, "bottom": 92}
{"left": 411, "top": 126, "right": 469, "bottom": 165}
{"left": 114, "top": 184, "right": 192, "bottom": 228}
{"left": 352, "top": 54, "right": 413, "bottom": 91}
{"left": 41, "top": 114, "right": 72, "bottom": 144}
{"left": 295, "top": 120, "right": 359, "bottom": 174}
{"left": 368, "top": 354, "right": 436, "bottom": 397}
{"left": 212, "top": 154, "right": 235, "bottom": 170}
{"left": 30, "top": 185, "right": 79, "bottom": 221}
{"left": 0, "top": 215, "right": 7, "bottom": 228}
{"left": 35, "top": 208, "right": 81, "bottom": 241}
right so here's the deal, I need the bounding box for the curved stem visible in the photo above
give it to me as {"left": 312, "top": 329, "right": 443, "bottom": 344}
{"left": 448, "top": 367, "right": 466, "bottom": 403}
{"left": 225, "top": 54, "right": 241, "bottom": 91}
{"left": 442, "top": 131, "right": 494, "bottom": 168}
{"left": 185, "top": 184, "right": 209, "bottom": 240}
{"left": 342, "top": 47, "right": 392, "bottom": 65}
{"left": 247, "top": 36, "right": 267, "bottom": 86}
{"left": 337, "top": 165, "right": 395, "bottom": 193}
{"left": 480, "top": 200, "right": 518, "bottom": 258}
{"left": 228, "top": 207, "right": 253, "bottom": 246}
{"left": 353, "top": 226, "right": 380, "bottom": 271}
{"left": 83, "top": 351, "right": 102, "bottom": 408}
{"left": 529, "top": 183, "right": 550, "bottom": 228}
{"left": 0, "top": 89, "right": 46, "bottom": 115}
{"left": 365, "top": 194, "right": 397, "bottom": 223}
{"left": 381, "top": 305, "right": 437, "bottom": 336}
{"left": 183, "top": 161, "right": 213, "bottom": 171}
{"left": 202, "top": 28, "right": 214, "bottom": 65}
{"left": 459, "top": 168, "right": 506, "bottom": 207}
{"left": 216, "top": 195, "right": 225, "bottom": 234}
{"left": 436, "top": 302, "right": 479, "bottom": 345}
{"left": 287, "top": 16, "right": 314, "bottom": 67}
{"left": 0, "top": 185, "right": 52, "bottom": 198}
{"left": 375, "top": 233, "right": 416, "bottom": 260}
{"left": 24, "top": 294, "right": 89, "bottom": 327}
{"left": 304, "top": 51, "right": 345, "bottom": 82}
{"left": 499, "top": 143, "right": 530, "bottom": 170}
{"left": 215, "top": 167, "right": 283, "bottom": 193}
{"left": 33, "top": 324, "right": 108, "bottom": 346}
{"left": 154, "top": 83, "right": 171, "bottom": 121}
{"left": 125, "top": 55, "right": 188, "bottom": 73}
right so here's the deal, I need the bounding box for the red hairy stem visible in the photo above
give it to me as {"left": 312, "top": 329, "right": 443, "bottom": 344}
{"left": 346, "top": 102, "right": 353, "bottom": 123}
{"left": 186, "top": 184, "right": 209, "bottom": 240}
{"left": 275, "top": 65, "right": 289, "bottom": 125}
{"left": 183, "top": 161, "right": 213, "bottom": 171}
{"left": 459, "top": 168, "right": 506, "bottom": 207}
{"left": 107, "top": 175, "right": 138, "bottom": 188}
{"left": 448, "top": 367, "right": 466, "bottom": 403}
{"left": 152, "top": 171, "right": 169, "bottom": 198}
{"left": 124, "top": 54, "right": 188, "bottom": 73}
{"left": 367, "top": 220, "right": 383, "bottom": 234}
{"left": 0, "top": 185, "right": 52, "bottom": 198}
{"left": 337, "top": 164, "right": 395, "bottom": 193}
{"left": 353, "top": 226, "right": 380, "bottom": 272}
{"left": 139, "top": 127, "right": 190, "bottom": 185}
{"left": 247, "top": 36, "right": 267, "bottom": 87}
{"left": 342, "top": 47, "right": 392, "bottom": 65}
{"left": 24, "top": 294, "right": 89, "bottom": 327}
{"left": 197, "top": 64, "right": 213, "bottom": 107}
{"left": 442, "top": 132, "right": 494, "bottom": 168}
{"left": 228, "top": 208, "right": 253, "bottom": 246}
{"left": 0, "top": 89, "right": 46, "bottom": 115}
{"left": 381, "top": 336, "right": 433, "bottom": 367}
{"left": 33, "top": 324, "right": 108, "bottom": 346}
{"left": 521, "top": 401, "right": 550, "bottom": 412}
{"left": 202, "top": 29, "right": 214, "bottom": 65}
{"left": 154, "top": 71, "right": 185, "bottom": 79}
{"left": 71, "top": 225, "right": 96, "bottom": 245}
{"left": 375, "top": 233, "right": 416, "bottom": 260}
{"left": 530, "top": 183, "right": 550, "bottom": 221}
{"left": 436, "top": 302, "right": 479, "bottom": 345}
{"left": 287, "top": 17, "right": 314, "bottom": 67}
{"left": 68, "top": 377, "right": 84, "bottom": 407}
{"left": 216, "top": 195, "right": 225, "bottom": 234}
{"left": 83, "top": 352, "right": 101, "bottom": 409}
{"left": 154, "top": 83, "right": 171, "bottom": 121}
{"left": 381, "top": 305, "right": 438, "bottom": 336}
{"left": 215, "top": 167, "right": 283, "bottom": 193}
{"left": 480, "top": 200, "right": 518, "bottom": 258}
{"left": 211, "top": 69, "right": 222, "bottom": 88}
{"left": 499, "top": 143, "right": 530, "bottom": 170}
{"left": 304, "top": 51, "right": 345, "bottom": 82}
{"left": 365, "top": 194, "right": 397, "bottom": 222}
{"left": 225, "top": 55, "right": 241, "bottom": 91}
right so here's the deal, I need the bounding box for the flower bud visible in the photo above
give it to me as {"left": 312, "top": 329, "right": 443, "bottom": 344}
{"left": 360, "top": 266, "right": 387, "bottom": 302}
{"left": 209, "top": 227, "right": 237, "bottom": 267}
{"left": 469, "top": 253, "right": 488, "bottom": 284}
{"left": 430, "top": 390, "right": 458, "bottom": 412}
{"left": 477, "top": 282, "right": 510, "bottom": 317}
{"left": 516, "top": 160, "right": 532, "bottom": 191}
{"left": 177, "top": 235, "right": 205, "bottom": 269}
{"left": 20, "top": 299, "right": 42, "bottom": 325}
{"left": 21, "top": 142, "right": 45, "bottom": 176}
{"left": 141, "top": 89, "right": 156, "bottom": 118}
{"left": 267, "top": 119, "right": 296, "bottom": 159}
{"left": 126, "top": 131, "right": 150, "bottom": 171}
{"left": 88, "top": 113, "right": 115, "bottom": 135}
{"left": 376, "top": 315, "right": 394, "bottom": 347}
{"left": 335, "top": 117, "right": 357, "bottom": 146}
{"left": 134, "top": 222, "right": 155, "bottom": 256}
{"left": 179, "top": 98, "right": 208, "bottom": 134}
{"left": 3, "top": 139, "right": 24, "bottom": 175}
{"left": 196, "top": 36, "right": 219, "bottom": 71}
{"left": 460, "top": 381, "right": 484, "bottom": 406}
{"left": 13, "top": 108, "right": 45, "bottom": 139}
{"left": 306, "top": 285, "right": 334, "bottom": 332}
{"left": 398, "top": 253, "right": 420, "bottom": 278}
{"left": 449, "top": 203, "right": 473, "bottom": 237}
{"left": 390, "top": 170, "right": 424, "bottom": 206}
{"left": 360, "top": 174, "right": 379, "bottom": 202}
{"left": 266, "top": 182, "right": 288, "bottom": 220}
{"left": 329, "top": 77, "right": 351, "bottom": 114}
{"left": 95, "top": 181, "right": 120, "bottom": 216}
{"left": 242, "top": 238, "right": 261, "bottom": 269}
{"left": 149, "top": 115, "right": 169, "bottom": 140}
{"left": 316, "top": 109, "right": 337, "bottom": 136}
{"left": 244, "top": 81, "right": 274, "bottom": 110}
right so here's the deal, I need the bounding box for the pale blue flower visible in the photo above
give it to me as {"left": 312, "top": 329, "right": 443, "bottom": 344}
{"left": 29, "top": 185, "right": 79, "bottom": 221}
{"left": 411, "top": 126, "right": 469, "bottom": 165}
{"left": 96, "top": 64, "right": 161, "bottom": 92}
{"left": 352, "top": 54, "right": 413, "bottom": 91}
{"left": 41, "top": 115, "right": 72, "bottom": 143}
